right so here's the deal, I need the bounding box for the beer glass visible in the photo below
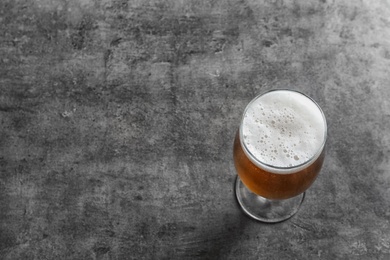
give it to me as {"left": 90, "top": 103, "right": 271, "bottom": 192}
{"left": 233, "top": 89, "right": 327, "bottom": 223}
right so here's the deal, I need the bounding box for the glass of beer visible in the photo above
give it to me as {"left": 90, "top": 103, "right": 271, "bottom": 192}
{"left": 233, "top": 89, "right": 327, "bottom": 223}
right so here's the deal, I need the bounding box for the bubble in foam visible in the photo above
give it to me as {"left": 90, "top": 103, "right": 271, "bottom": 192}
{"left": 241, "top": 90, "right": 326, "bottom": 171}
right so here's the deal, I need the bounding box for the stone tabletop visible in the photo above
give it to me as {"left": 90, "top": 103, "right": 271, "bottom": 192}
{"left": 1, "top": 0, "right": 390, "bottom": 259}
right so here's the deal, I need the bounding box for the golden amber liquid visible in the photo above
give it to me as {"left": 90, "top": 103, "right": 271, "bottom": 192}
{"left": 233, "top": 131, "right": 325, "bottom": 200}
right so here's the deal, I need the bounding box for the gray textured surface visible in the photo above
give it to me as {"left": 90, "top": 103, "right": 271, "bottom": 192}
{"left": 1, "top": 0, "right": 390, "bottom": 259}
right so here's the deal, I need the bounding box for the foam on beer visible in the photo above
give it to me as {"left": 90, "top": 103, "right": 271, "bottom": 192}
{"left": 240, "top": 90, "right": 326, "bottom": 174}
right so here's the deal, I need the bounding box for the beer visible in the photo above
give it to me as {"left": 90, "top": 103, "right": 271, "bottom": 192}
{"left": 233, "top": 90, "right": 327, "bottom": 200}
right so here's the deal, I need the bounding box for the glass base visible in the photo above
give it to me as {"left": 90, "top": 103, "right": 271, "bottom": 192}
{"left": 235, "top": 176, "right": 305, "bottom": 223}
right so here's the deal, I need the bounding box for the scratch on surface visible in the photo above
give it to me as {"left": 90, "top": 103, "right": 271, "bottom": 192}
{"left": 207, "top": 69, "right": 221, "bottom": 77}
{"left": 290, "top": 220, "right": 316, "bottom": 233}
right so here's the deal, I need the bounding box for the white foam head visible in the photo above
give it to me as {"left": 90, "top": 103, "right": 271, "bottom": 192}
{"left": 240, "top": 90, "right": 327, "bottom": 174}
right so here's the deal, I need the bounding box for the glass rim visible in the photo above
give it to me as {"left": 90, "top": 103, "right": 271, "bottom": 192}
{"left": 239, "top": 89, "right": 327, "bottom": 174}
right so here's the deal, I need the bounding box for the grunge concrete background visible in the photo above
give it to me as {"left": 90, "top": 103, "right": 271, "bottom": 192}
{"left": 1, "top": 0, "right": 390, "bottom": 259}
